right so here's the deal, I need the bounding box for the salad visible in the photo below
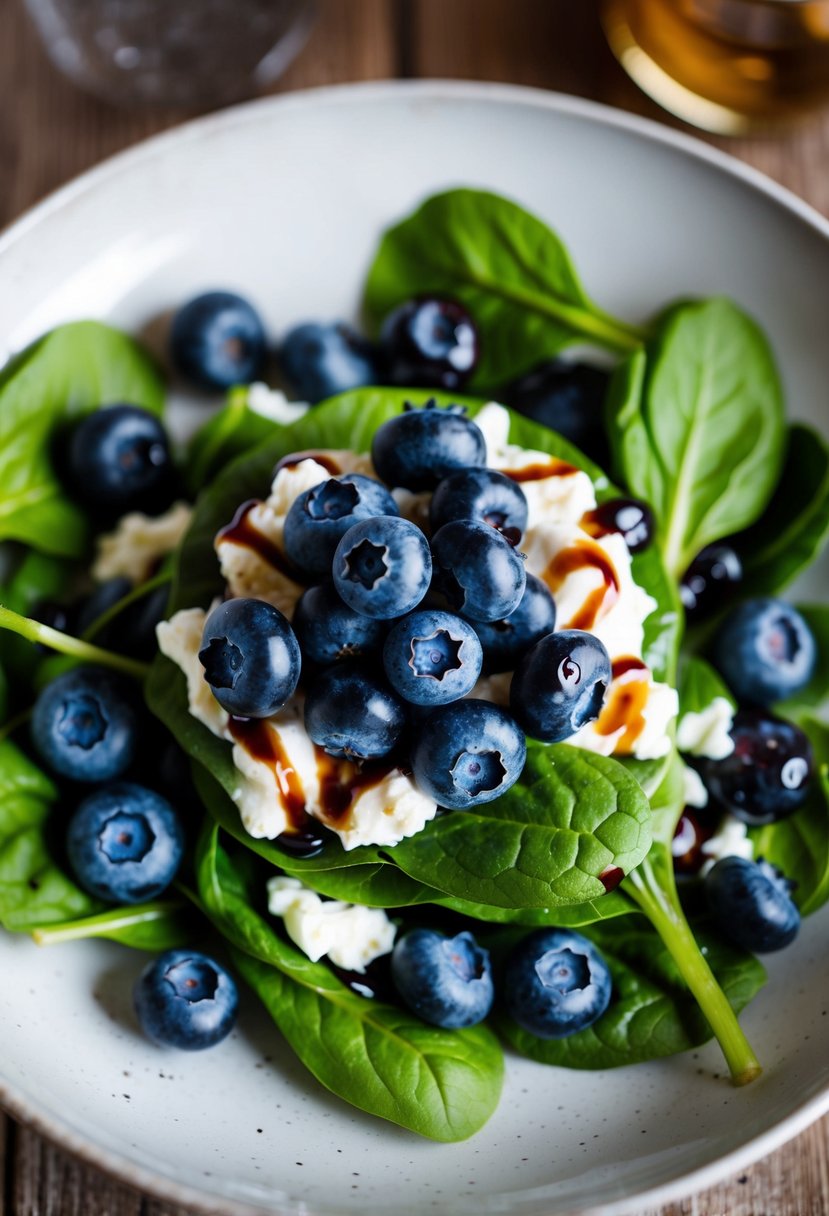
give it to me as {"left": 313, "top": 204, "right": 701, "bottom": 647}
{"left": 1, "top": 187, "right": 828, "bottom": 1145}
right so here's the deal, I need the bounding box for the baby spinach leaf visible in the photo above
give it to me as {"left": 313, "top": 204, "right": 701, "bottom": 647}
{"left": 496, "top": 918, "right": 765, "bottom": 1069}
{"left": 750, "top": 764, "right": 829, "bottom": 916}
{"left": 608, "top": 299, "right": 785, "bottom": 580}
{"left": 0, "top": 322, "right": 165, "bottom": 558}
{"left": 737, "top": 425, "right": 829, "bottom": 595}
{"left": 678, "top": 656, "right": 735, "bottom": 716}
{"left": 387, "top": 744, "right": 651, "bottom": 910}
{"left": 196, "top": 825, "right": 503, "bottom": 1141}
{"left": 363, "top": 189, "right": 646, "bottom": 388}
{"left": 0, "top": 738, "right": 100, "bottom": 929}
{"left": 435, "top": 890, "right": 636, "bottom": 928}
{"left": 186, "top": 387, "right": 277, "bottom": 495}
{"left": 31, "top": 899, "right": 194, "bottom": 950}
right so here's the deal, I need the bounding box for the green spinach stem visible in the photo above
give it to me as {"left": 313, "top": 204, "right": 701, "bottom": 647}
{"left": 627, "top": 859, "right": 762, "bottom": 1086}
{"left": 0, "top": 605, "right": 149, "bottom": 680}
{"left": 31, "top": 900, "right": 183, "bottom": 945}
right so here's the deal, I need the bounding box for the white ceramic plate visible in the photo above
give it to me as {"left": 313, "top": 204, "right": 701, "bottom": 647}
{"left": 2, "top": 81, "right": 829, "bottom": 1216}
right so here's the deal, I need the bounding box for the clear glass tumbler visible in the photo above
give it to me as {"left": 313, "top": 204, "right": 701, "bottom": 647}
{"left": 23, "top": 0, "right": 317, "bottom": 108}
{"left": 602, "top": 0, "right": 829, "bottom": 134}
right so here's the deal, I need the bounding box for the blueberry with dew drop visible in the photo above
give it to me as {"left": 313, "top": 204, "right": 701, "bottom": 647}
{"left": 371, "top": 400, "right": 486, "bottom": 492}
{"left": 391, "top": 929, "right": 494, "bottom": 1028}
{"left": 278, "top": 321, "right": 378, "bottom": 404}
{"left": 199, "top": 598, "right": 300, "bottom": 719}
{"left": 409, "top": 698, "right": 526, "bottom": 810}
{"left": 705, "top": 857, "right": 800, "bottom": 953}
{"left": 170, "top": 290, "right": 266, "bottom": 390}
{"left": 510, "top": 629, "right": 611, "bottom": 743}
{"left": 66, "top": 783, "right": 184, "bottom": 904}
{"left": 430, "top": 519, "right": 526, "bottom": 623}
{"left": 503, "top": 928, "right": 612, "bottom": 1038}
{"left": 699, "top": 709, "right": 812, "bottom": 826}
{"left": 383, "top": 609, "right": 483, "bottom": 706}
{"left": 332, "top": 516, "right": 432, "bottom": 620}
{"left": 304, "top": 664, "right": 406, "bottom": 760}
{"left": 282, "top": 473, "right": 399, "bottom": 576}
{"left": 134, "top": 949, "right": 239, "bottom": 1050}
{"left": 31, "top": 666, "right": 138, "bottom": 783}
{"left": 380, "top": 297, "right": 479, "bottom": 391}
{"left": 66, "top": 405, "right": 177, "bottom": 519}
{"left": 712, "top": 598, "right": 817, "bottom": 706}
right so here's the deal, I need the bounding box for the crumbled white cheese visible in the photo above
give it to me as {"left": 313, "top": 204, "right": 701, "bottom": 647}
{"left": 700, "top": 816, "right": 753, "bottom": 876}
{"left": 683, "top": 764, "right": 709, "bottom": 809}
{"left": 331, "top": 770, "right": 438, "bottom": 851}
{"left": 247, "top": 383, "right": 309, "bottom": 423}
{"left": 156, "top": 607, "right": 228, "bottom": 738}
{"left": 267, "top": 876, "right": 396, "bottom": 972}
{"left": 392, "top": 487, "right": 432, "bottom": 530}
{"left": 677, "top": 697, "right": 735, "bottom": 760}
{"left": 568, "top": 668, "right": 678, "bottom": 760}
{"left": 522, "top": 522, "right": 657, "bottom": 661}
{"left": 474, "top": 402, "right": 597, "bottom": 528}
{"left": 230, "top": 700, "right": 316, "bottom": 840}
{"left": 93, "top": 502, "right": 193, "bottom": 585}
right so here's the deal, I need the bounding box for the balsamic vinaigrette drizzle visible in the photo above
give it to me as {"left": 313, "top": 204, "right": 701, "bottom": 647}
{"left": 216, "top": 499, "right": 305, "bottom": 583}
{"left": 544, "top": 538, "right": 621, "bottom": 632}
{"left": 503, "top": 458, "right": 579, "bottom": 483}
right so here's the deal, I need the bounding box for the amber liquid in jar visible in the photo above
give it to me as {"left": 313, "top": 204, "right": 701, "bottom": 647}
{"left": 603, "top": 0, "right": 829, "bottom": 133}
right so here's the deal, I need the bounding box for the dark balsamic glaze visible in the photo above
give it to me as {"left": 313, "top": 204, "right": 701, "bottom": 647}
{"left": 227, "top": 717, "right": 324, "bottom": 857}
{"left": 216, "top": 499, "right": 306, "bottom": 583}
{"left": 314, "top": 747, "right": 397, "bottom": 826}
{"left": 598, "top": 865, "right": 624, "bottom": 893}
{"left": 543, "top": 538, "right": 620, "bottom": 631}
{"left": 504, "top": 458, "right": 579, "bottom": 482}
{"left": 611, "top": 656, "right": 649, "bottom": 680}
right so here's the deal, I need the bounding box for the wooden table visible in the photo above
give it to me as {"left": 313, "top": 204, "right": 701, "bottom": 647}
{"left": 2, "top": 1, "right": 829, "bottom": 1212}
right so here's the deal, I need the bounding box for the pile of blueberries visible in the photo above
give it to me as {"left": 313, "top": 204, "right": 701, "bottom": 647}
{"left": 199, "top": 401, "right": 620, "bottom": 811}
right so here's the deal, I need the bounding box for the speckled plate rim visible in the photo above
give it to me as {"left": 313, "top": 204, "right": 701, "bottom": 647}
{"left": 2, "top": 77, "right": 829, "bottom": 1216}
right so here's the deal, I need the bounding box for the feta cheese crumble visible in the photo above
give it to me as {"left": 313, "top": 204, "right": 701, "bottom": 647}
{"left": 266, "top": 876, "right": 396, "bottom": 971}
{"left": 683, "top": 764, "right": 709, "bottom": 809}
{"left": 700, "top": 816, "right": 753, "bottom": 875}
{"left": 246, "top": 383, "right": 309, "bottom": 423}
{"left": 93, "top": 501, "right": 193, "bottom": 584}
{"left": 677, "top": 697, "right": 735, "bottom": 760}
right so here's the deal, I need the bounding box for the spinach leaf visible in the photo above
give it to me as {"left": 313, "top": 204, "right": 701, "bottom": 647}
{"left": 737, "top": 425, "right": 829, "bottom": 595}
{"left": 750, "top": 765, "right": 829, "bottom": 916}
{"left": 0, "top": 549, "right": 77, "bottom": 688}
{"left": 435, "top": 890, "right": 636, "bottom": 928}
{"left": 196, "top": 825, "right": 503, "bottom": 1141}
{"left": 387, "top": 744, "right": 651, "bottom": 909}
{"left": 496, "top": 918, "right": 765, "bottom": 1069}
{"left": 186, "top": 387, "right": 278, "bottom": 495}
{"left": 678, "top": 656, "right": 735, "bottom": 716}
{"left": 31, "top": 899, "right": 194, "bottom": 950}
{"left": 0, "top": 322, "right": 165, "bottom": 557}
{"left": 0, "top": 738, "right": 100, "bottom": 929}
{"left": 608, "top": 299, "right": 785, "bottom": 580}
{"left": 776, "top": 605, "right": 829, "bottom": 728}
{"left": 363, "top": 189, "right": 646, "bottom": 387}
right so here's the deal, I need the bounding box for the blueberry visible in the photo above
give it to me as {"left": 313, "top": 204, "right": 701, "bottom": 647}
{"left": 510, "top": 630, "right": 611, "bottom": 743}
{"left": 430, "top": 467, "right": 529, "bottom": 542}
{"left": 699, "top": 709, "right": 812, "bottom": 826}
{"left": 410, "top": 699, "right": 526, "bottom": 810}
{"left": 31, "top": 666, "right": 138, "bottom": 782}
{"left": 431, "top": 520, "right": 526, "bottom": 623}
{"left": 671, "top": 806, "right": 717, "bottom": 876}
{"left": 502, "top": 361, "right": 610, "bottom": 467}
{"left": 134, "top": 949, "right": 238, "bottom": 1050}
{"left": 304, "top": 664, "right": 406, "bottom": 760}
{"left": 76, "top": 578, "right": 133, "bottom": 637}
{"left": 333, "top": 517, "right": 432, "bottom": 620}
{"left": 371, "top": 400, "right": 486, "bottom": 492}
{"left": 83, "top": 582, "right": 170, "bottom": 661}
{"left": 680, "top": 543, "right": 743, "bottom": 620}
{"left": 199, "top": 598, "right": 300, "bottom": 718}
{"left": 712, "top": 598, "right": 817, "bottom": 705}
{"left": 66, "top": 405, "right": 177, "bottom": 519}
{"left": 705, "top": 857, "right": 800, "bottom": 953}
{"left": 583, "top": 498, "right": 655, "bottom": 554}
{"left": 66, "top": 782, "right": 184, "bottom": 904}
{"left": 292, "top": 582, "right": 386, "bottom": 665}
{"left": 278, "top": 321, "right": 377, "bottom": 404}
{"left": 472, "top": 574, "right": 557, "bottom": 673}
{"left": 383, "top": 609, "right": 483, "bottom": 706}
{"left": 380, "top": 298, "right": 478, "bottom": 391}
{"left": 503, "top": 928, "right": 612, "bottom": 1038}
{"left": 283, "top": 474, "right": 399, "bottom": 576}
{"left": 170, "top": 290, "right": 266, "bottom": 391}
{"left": 391, "top": 928, "right": 493, "bottom": 1028}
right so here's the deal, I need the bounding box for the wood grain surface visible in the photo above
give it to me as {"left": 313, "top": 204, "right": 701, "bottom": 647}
{"left": 3, "top": 0, "right": 829, "bottom": 1212}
